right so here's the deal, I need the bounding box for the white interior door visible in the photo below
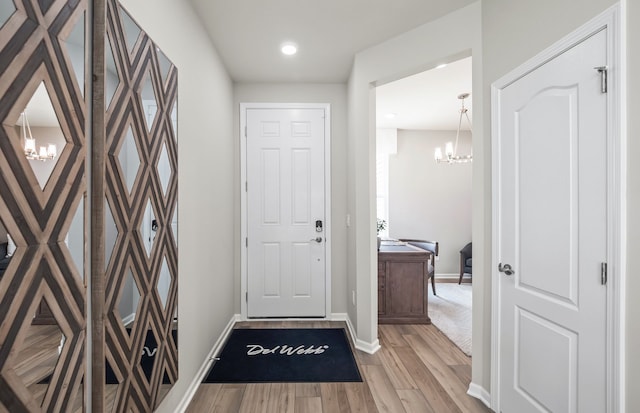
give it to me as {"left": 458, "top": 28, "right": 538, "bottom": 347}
{"left": 246, "top": 107, "right": 327, "bottom": 317}
{"left": 495, "top": 29, "right": 608, "bottom": 412}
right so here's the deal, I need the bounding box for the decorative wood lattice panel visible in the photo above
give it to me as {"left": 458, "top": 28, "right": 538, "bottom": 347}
{"left": 102, "top": 0, "right": 178, "bottom": 411}
{"left": 0, "top": 0, "right": 87, "bottom": 412}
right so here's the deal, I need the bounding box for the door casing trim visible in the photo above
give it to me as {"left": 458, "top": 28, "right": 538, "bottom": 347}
{"left": 490, "top": 4, "right": 625, "bottom": 412}
{"left": 239, "top": 102, "right": 332, "bottom": 320}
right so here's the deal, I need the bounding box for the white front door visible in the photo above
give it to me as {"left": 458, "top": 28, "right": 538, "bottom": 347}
{"left": 495, "top": 29, "right": 608, "bottom": 412}
{"left": 245, "top": 106, "right": 327, "bottom": 317}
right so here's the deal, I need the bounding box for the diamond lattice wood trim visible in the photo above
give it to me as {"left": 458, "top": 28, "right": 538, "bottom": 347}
{"left": 0, "top": 1, "right": 88, "bottom": 412}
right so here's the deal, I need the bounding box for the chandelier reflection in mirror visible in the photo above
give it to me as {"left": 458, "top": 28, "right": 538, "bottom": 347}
{"left": 21, "top": 111, "right": 57, "bottom": 161}
{"left": 434, "top": 93, "right": 472, "bottom": 164}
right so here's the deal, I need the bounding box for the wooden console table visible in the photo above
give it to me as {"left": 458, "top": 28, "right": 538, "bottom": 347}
{"left": 378, "top": 242, "right": 431, "bottom": 324}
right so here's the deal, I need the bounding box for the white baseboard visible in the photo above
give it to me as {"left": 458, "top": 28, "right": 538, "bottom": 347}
{"left": 331, "top": 313, "right": 381, "bottom": 354}
{"left": 467, "top": 382, "right": 491, "bottom": 408}
{"left": 435, "top": 273, "right": 472, "bottom": 281}
{"left": 435, "top": 273, "right": 460, "bottom": 278}
{"left": 121, "top": 313, "right": 135, "bottom": 327}
{"left": 175, "top": 314, "right": 240, "bottom": 413}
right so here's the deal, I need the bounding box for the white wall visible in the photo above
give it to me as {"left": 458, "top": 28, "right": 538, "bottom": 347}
{"left": 347, "top": 2, "right": 482, "bottom": 349}
{"left": 119, "top": 1, "right": 235, "bottom": 412}
{"left": 481, "top": 0, "right": 630, "bottom": 406}
{"left": 388, "top": 130, "right": 472, "bottom": 275}
{"left": 233, "top": 83, "right": 349, "bottom": 314}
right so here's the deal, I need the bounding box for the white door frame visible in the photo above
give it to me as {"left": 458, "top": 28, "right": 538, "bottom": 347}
{"left": 239, "top": 103, "right": 332, "bottom": 320}
{"left": 490, "top": 5, "right": 625, "bottom": 412}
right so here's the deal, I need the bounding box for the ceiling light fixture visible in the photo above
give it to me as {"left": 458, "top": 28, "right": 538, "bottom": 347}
{"left": 21, "top": 111, "right": 57, "bottom": 161}
{"left": 434, "top": 93, "right": 472, "bottom": 164}
{"left": 281, "top": 43, "right": 298, "bottom": 56}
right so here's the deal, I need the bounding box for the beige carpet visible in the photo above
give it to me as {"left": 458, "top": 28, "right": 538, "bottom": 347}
{"left": 428, "top": 283, "right": 472, "bottom": 356}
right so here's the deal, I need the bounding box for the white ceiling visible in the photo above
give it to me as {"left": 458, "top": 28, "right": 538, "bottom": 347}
{"left": 376, "top": 56, "right": 472, "bottom": 130}
{"left": 187, "top": 0, "right": 476, "bottom": 83}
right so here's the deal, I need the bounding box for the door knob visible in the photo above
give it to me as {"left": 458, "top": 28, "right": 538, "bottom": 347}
{"left": 310, "top": 237, "right": 323, "bottom": 243}
{"left": 498, "top": 263, "right": 514, "bottom": 276}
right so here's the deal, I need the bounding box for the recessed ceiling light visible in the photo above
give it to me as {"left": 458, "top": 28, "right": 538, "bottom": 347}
{"left": 385, "top": 113, "right": 397, "bottom": 119}
{"left": 436, "top": 63, "right": 447, "bottom": 69}
{"left": 281, "top": 43, "right": 298, "bottom": 56}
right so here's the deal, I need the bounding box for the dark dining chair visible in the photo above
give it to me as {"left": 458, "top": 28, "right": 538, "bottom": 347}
{"left": 459, "top": 242, "right": 472, "bottom": 284}
{"left": 398, "top": 239, "right": 438, "bottom": 295}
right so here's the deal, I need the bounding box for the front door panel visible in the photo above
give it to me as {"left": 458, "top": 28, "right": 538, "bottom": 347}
{"left": 246, "top": 108, "right": 326, "bottom": 317}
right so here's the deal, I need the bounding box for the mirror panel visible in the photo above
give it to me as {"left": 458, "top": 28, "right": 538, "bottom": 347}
{"left": 0, "top": 0, "right": 16, "bottom": 28}
{"left": 0, "top": 218, "right": 15, "bottom": 281}
{"left": 104, "top": 359, "right": 122, "bottom": 413}
{"left": 101, "top": 2, "right": 178, "bottom": 410}
{"left": 140, "top": 325, "right": 160, "bottom": 385}
{"left": 157, "top": 366, "right": 173, "bottom": 405}
{"left": 105, "top": 35, "right": 120, "bottom": 110}
{"left": 118, "top": 7, "right": 141, "bottom": 56}
{"left": 116, "top": 266, "right": 141, "bottom": 336}
{"left": 15, "top": 302, "right": 65, "bottom": 407}
{"left": 66, "top": 195, "right": 85, "bottom": 282}
{"left": 105, "top": 197, "right": 118, "bottom": 270}
{"left": 0, "top": 1, "right": 15, "bottom": 30}
{"left": 157, "top": 256, "right": 171, "bottom": 312}
{"left": 157, "top": 139, "right": 171, "bottom": 196}
{"left": 140, "top": 68, "right": 158, "bottom": 133}
{"left": 59, "top": 10, "right": 86, "bottom": 98}
{"left": 17, "top": 82, "right": 66, "bottom": 190}
{"left": 171, "top": 204, "right": 178, "bottom": 248}
{"left": 171, "top": 101, "right": 177, "bottom": 140}
{"left": 141, "top": 197, "right": 157, "bottom": 258}
{"left": 116, "top": 124, "right": 141, "bottom": 196}
{"left": 157, "top": 48, "right": 171, "bottom": 88}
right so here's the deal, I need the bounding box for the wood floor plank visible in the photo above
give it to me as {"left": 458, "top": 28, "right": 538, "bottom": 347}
{"left": 450, "top": 364, "right": 472, "bottom": 385}
{"left": 402, "top": 333, "right": 490, "bottom": 413}
{"left": 320, "top": 383, "right": 351, "bottom": 413}
{"left": 377, "top": 345, "right": 418, "bottom": 390}
{"left": 410, "top": 324, "right": 470, "bottom": 365}
{"left": 267, "top": 383, "right": 295, "bottom": 413}
{"left": 362, "top": 364, "right": 407, "bottom": 412}
{"left": 238, "top": 384, "right": 270, "bottom": 413}
{"left": 378, "top": 324, "right": 408, "bottom": 347}
{"left": 344, "top": 382, "right": 379, "bottom": 413}
{"left": 394, "top": 346, "right": 461, "bottom": 413}
{"left": 296, "top": 383, "right": 321, "bottom": 398}
{"left": 185, "top": 384, "right": 222, "bottom": 412}
{"left": 396, "top": 389, "right": 436, "bottom": 413}
{"left": 210, "top": 384, "right": 246, "bottom": 413}
{"left": 295, "top": 396, "right": 323, "bottom": 413}
{"left": 296, "top": 383, "right": 322, "bottom": 398}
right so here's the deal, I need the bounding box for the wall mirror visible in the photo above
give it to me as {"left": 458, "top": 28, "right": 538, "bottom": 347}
{"left": 0, "top": 0, "right": 88, "bottom": 411}
{"left": 101, "top": 1, "right": 178, "bottom": 411}
{"left": 0, "top": 0, "right": 176, "bottom": 411}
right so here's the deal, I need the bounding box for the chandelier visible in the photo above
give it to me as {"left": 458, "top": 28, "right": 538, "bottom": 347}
{"left": 21, "top": 111, "right": 57, "bottom": 161}
{"left": 434, "top": 93, "right": 472, "bottom": 164}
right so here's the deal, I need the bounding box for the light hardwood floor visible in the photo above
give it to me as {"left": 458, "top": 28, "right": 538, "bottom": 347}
{"left": 186, "top": 321, "right": 492, "bottom": 413}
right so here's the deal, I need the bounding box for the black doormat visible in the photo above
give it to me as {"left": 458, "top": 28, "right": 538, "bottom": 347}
{"left": 203, "top": 328, "right": 362, "bottom": 383}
